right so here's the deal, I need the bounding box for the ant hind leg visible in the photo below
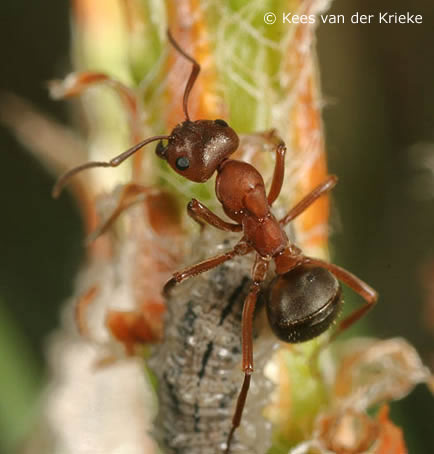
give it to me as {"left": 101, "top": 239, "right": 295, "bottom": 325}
{"left": 225, "top": 255, "right": 269, "bottom": 453}
{"left": 302, "top": 257, "right": 378, "bottom": 372}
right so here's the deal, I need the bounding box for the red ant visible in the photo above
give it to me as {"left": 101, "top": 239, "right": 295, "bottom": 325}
{"left": 53, "top": 31, "right": 378, "bottom": 453}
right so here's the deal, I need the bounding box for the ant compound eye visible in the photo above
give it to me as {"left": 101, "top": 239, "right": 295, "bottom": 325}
{"left": 215, "top": 119, "right": 228, "bottom": 127}
{"left": 175, "top": 156, "right": 190, "bottom": 171}
{"left": 155, "top": 141, "right": 167, "bottom": 159}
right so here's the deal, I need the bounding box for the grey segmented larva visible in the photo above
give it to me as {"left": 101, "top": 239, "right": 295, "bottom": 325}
{"left": 149, "top": 230, "right": 279, "bottom": 453}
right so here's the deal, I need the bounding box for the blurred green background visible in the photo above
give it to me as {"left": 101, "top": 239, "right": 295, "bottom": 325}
{"left": 0, "top": 0, "right": 433, "bottom": 452}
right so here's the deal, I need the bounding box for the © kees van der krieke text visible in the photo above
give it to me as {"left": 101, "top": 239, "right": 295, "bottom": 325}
{"left": 278, "top": 12, "right": 423, "bottom": 24}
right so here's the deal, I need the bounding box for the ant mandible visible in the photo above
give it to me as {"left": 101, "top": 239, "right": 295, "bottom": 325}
{"left": 53, "top": 30, "right": 378, "bottom": 453}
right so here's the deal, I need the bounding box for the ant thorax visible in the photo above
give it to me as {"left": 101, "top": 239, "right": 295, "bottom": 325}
{"left": 216, "top": 159, "right": 288, "bottom": 257}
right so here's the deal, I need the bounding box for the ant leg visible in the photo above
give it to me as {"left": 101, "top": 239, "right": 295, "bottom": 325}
{"left": 163, "top": 239, "right": 253, "bottom": 294}
{"left": 279, "top": 175, "right": 338, "bottom": 226}
{"left": 303, "top": 257, "right": 378, "bottom": 307}
{"left": 86, "top": 184, "right": 159, "bottom": 244}
{"left": 267, "top": 141, "right": 287, "bottom": 206}
{"left": 187, "top": 199, "right": 242, "bottom": 232}
{"left": 225, "top": 255, "right": 269, "bottom": 453}
{"left": 52, "top": 134, "right": 169, "bottom": 198}
{"left": 302, "top": 257, "right": 378, "bottom": 365}
{"left": 243, "top": 128, "right": 286, "bottom": 206}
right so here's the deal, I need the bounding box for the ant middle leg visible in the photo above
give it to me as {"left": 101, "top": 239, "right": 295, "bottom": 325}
{"left": 225, "top": 255, "right": 270, "bottom": 453}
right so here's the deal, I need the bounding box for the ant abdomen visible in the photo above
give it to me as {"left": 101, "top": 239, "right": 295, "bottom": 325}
{"left": 265, "top": 265, "right": 342, "bottom": 343}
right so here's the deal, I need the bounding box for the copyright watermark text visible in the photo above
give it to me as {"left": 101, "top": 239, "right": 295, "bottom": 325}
{"left": 264, "top": 11, "right": 423, "bottom": 25}
{"left": 264, "top": 12, "right": 277, "bottom": 24}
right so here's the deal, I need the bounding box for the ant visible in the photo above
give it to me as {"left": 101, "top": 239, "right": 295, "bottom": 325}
{"left": 53, "top": 30, "right": 378, "bottom": 453}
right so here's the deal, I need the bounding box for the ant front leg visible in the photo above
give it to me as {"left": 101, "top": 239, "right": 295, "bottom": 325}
{"left": 246, "top": 128, "right": 286, "bottom": 206}
{"left": 267, "top": 141, "right": 287, "bottom": 206}
{"left": 225, "top": 255, "right": 270, "bottom": 454}
{"left": 187, "top": 199, "right": 242, "bottom": 232}
{"left": 238, "top": 129, "right": 286, "bottom": 206}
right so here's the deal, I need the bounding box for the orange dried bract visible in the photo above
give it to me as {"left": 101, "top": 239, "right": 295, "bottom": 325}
{"left": 86, "top": 184, "right": 161, "bottom": 244}
{"left": 130, "top": 191, "right": 184, "bottom": 315}
{"left": 75, "top": 285, "right": 99, "bottom": 337}
{"left": 333, "top": 338, "right": 433, "bottom": 407}
{"left": 145, "top": 191, "right": 182, "bottom": 238}
{"left": 375, "top": 406, "right": 407, "bottom": 454}
{"left": 72, "top": 184, "right": 184, "bottom": 355}
{"left": 49, "top": 71, "right": 139, "bottom": 144}
{"left": 293, "top": 75, "right": 329, "bottom": 250}
{"left": 284, "top": 6, "right": 330, "bottom": 252}
{"left": 106, "top": 301, "right": 166, "bottom": 355}
{"left": 318, "top": 408, "right": 378, "bottom": 454}
{"left": 72, "top": 0, "right": 122, "bottom": 33}
{"left": 317, "top": 405, "right": 407, "bottom": 454}
{"left": 120, "top": 0, "right": 146, "bottom": 34}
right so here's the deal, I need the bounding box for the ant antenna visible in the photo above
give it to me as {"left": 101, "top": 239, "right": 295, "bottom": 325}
{"left": 52, "top": 135, "right": 169, "bottom": 198}
{"left": 167, "top": 30, "right": 201, "bottom": 122}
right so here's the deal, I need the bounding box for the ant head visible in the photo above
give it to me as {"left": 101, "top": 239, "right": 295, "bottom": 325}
{"left": 265, "top": 265, "right": 342, "bottom": 343}
{"left": 155, "top": 119, "right": 239, "bottom": 182}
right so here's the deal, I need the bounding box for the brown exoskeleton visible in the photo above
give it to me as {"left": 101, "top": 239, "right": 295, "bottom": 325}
{"left": 53, "top": 31, "right": 378, "bottom": 453}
